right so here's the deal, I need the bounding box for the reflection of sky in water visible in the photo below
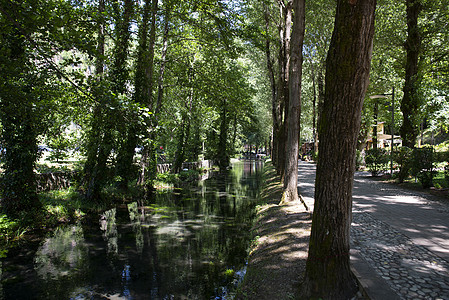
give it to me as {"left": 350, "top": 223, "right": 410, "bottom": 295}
{"left": 122, "top": 265, "right": 131, "bottom": 299}
{"left": 2, "top": 161, "right": 263, "bottom": 300}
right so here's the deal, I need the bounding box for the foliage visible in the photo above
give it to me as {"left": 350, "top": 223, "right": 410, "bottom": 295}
{"left": 365, "top": 148, "right": 389, "bottom": 176}
{"left": 393, "top": 146, "right": 413, "bottom": 182}
{"left": 411, "top": 146, "right": 435, "bottom": 188}
{"left": 0, "top": 214, "right": 25, "bottom": 249}
{"left": 156, "top": 169, "right": 202, "bottom": 186}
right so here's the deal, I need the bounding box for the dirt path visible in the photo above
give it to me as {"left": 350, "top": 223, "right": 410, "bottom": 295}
{"left": 235, "top": 163, "right": 312, "bottom": 300}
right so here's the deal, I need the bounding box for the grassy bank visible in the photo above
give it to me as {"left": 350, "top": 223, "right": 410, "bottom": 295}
{"left": 236, "top": 161, "right": 312, "bottom": 300}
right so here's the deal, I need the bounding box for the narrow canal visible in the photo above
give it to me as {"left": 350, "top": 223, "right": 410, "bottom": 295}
{"left": 0, "top": 161, "right": 263, "bottom": 300}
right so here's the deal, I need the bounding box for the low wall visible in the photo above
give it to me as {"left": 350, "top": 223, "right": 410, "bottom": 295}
{"left": 36, "top": 171, "right": 78, "bottom": 191}
{"left": 34, "top": 160, "right": 215, "bottom": 191}
{"left": 156, "top": 160, "right": 214, "bottom": 173}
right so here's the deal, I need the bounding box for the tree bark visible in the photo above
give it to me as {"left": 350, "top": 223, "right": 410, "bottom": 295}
{"left": 281, "top": 0, "right": 305, "bottom": 204}
{"left": 113, "top": 0, "right": 135, "bottom": 189}
{"left": 263, "top": 2, "right": 279, "bottom": 165}
{"left": 137, "top": 0, "right": 158, "bottom": 188}
{"left": 300, "top": 0, "right": 377, "bottom": 299}
{"left": 84, "top": 0, "right": 107, "bottom": 201}
{"left": 400, "top": 0, "right": 422, "bottom": 148}
{"left": 277, "top": 1, "right": 292, "bottom": 180}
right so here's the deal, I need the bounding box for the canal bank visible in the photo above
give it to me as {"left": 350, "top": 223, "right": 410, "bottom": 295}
{"left": 237, "top": 161, "right": 369, "bottom": 300}
{"left": 236, "top": 162, "right": 313, "bottom": 299}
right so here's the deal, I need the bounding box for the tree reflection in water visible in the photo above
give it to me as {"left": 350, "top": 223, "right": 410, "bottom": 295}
{"left": 0, "top": 161, "right": 263, "bottom": 299}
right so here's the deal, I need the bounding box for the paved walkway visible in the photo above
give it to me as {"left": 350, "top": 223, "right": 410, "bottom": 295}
{"left": 297, "top": 161, "right": 449, "bottom": 300}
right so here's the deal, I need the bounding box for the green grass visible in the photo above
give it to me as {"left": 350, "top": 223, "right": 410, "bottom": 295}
{"left": 0, "top": 214, "right": 28, "bottom": 254}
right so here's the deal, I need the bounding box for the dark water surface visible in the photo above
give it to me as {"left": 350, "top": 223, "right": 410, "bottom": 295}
{"left": 0, "top": 161, "right": 263, "bottom": 300}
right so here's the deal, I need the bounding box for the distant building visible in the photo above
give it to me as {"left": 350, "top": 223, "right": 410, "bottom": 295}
{"left": 366, "top": 122, "right": 402, "bottom": 150}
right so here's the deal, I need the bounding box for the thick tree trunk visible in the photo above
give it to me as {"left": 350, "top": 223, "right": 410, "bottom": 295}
{"left": 281, "top": 0, "right": 305, "bottom": 204}
{"left": 145, "top": 8, "right": 171, "bottom": 183}
{"left": 400, "top": 0, "right": 422, "bottom": 148}
{"left": 300, "top": 0, "right": 376, "bottom": 299}
{"left": 84, "top": 0, "right": 107, "bottom": 201}
{"left": 137, "top": 0, "right": 158, "bottom": 187}
{"left": 113, "top": 0, "right": 135, "bottom": 189}
{"left": 277, "top": 1, "right": 292, "bottom": 180}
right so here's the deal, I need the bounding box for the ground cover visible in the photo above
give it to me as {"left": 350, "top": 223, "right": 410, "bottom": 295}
{"left": 236, "top": 162, "right": 312, "bottom": 300}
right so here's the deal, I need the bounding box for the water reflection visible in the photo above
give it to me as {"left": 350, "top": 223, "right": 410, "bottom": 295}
{"left": 0, "top": 161, "right": 263, "bottom": 299}
{"left": 34, "top": 226, "right": 88, "bottom": 281}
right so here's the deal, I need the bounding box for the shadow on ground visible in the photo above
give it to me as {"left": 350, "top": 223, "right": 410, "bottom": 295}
{"left": 236, "top": 162, "right": 311, "bottom": 300}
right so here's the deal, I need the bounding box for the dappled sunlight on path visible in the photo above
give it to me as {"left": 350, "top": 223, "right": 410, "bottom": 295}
{"left": 296, "top": 161, "right": 449, "bottom": 299}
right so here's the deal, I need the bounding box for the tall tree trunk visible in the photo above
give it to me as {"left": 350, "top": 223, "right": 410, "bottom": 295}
{"left": 300, "top": 0, "right": 376, "bottom": 299}
{"left": 111, "top": 0, "right": 133, "bottom": 95}
{"left": 279, "top": 0, "right": 293, "bottom": 182}
{"left": 273, "top": 3, "right": 286, "bottom": 172}
{"left": 281, "top": 0, "right": 305, "bottom": 204}
{"left": 172, "top": 66, "right": 194, "bottom": 173}
{"left": 263, "top": 2, "right": 278, "bottom": 164}
{"left": 113, "top": 0, "right": 135, "bottom": 190}
{"left": 217, "top": 100, "right": 229, "bottom": 170}
{"left": 275, "top": 0, "right": 292, "bottom": 177}
{"left": 84, "top": 0, "right": 107, "bottom": 202}
{"left": 147, "top": 5, "right": 170, "bottom": 181}
{"left": 310, "top": 57, "right": 317, "bottom": 153}
{"left": 314, "top": 68, "right": 325, "bottom": 153}
{"left": 134, "top": 0, "right": 151, "bottom": 186}
{"left": 400, "top": 0, "right": 422, "bottom": 148}
{"left": 137, "top": 0, "right": 158, "bottom": 190}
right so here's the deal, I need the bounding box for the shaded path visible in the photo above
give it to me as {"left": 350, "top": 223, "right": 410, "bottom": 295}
{"left": 298, "top": 161, "right": 449, "bottom": 300}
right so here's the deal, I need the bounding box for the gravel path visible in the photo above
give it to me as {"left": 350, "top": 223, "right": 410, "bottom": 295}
{"left": 298, "top": 161, "right": 449, "bottom": 300}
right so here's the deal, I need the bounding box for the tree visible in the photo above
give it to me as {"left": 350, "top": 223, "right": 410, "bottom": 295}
{"left": 83, "top": 0, "right": 110, "bottom": 202}
{"left": 400, "top": 0, "right": 423, "bottom": 148}
{"left": 281, "top": 0, "right": 305, "bottom": 204}
{"left": 0, "top": 0, "right": 75, "bottom": 217}
{"left": 300, "top": 0, "right": 377, "bottom": 298}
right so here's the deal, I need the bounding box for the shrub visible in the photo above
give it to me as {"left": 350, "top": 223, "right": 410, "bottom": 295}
{"left": 411, "top": 146, "right": 434, "bottom": 188}
{"left": 393, "top": 146, "right": 413, "bottom": 183}
{"left": 365, "top": 148, "right": 389, "bottom": 176}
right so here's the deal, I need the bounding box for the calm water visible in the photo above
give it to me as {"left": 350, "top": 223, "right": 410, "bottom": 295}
{"left": 0, "top": 161, "right": 263, "bottom": 300}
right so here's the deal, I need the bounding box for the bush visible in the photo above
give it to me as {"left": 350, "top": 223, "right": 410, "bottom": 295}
{"left": 0, "top": 214, "right": 27, "bottom": 251}
{"left": 365, "top": 148, "right": 389, "bottom": 176}
{"left": 411, "top": 146, "right": 434, "bottom": 188}
{"left": 393, "top": 146, "right": 413, "bottom": 183}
